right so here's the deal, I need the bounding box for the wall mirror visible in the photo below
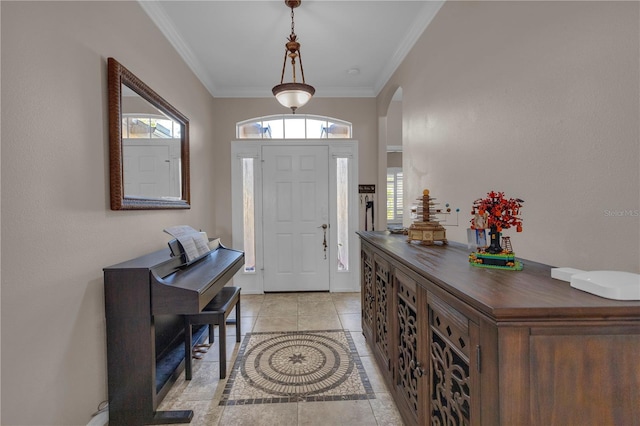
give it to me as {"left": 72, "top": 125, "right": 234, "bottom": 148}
{"left": 108, "top": 57, "right": 190, "bottom": 210}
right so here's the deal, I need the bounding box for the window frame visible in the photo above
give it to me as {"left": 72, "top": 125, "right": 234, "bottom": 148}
{"left": 236, "top": 114, "right": 352, "bottom": 139}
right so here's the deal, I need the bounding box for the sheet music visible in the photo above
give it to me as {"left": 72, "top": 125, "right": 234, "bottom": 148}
{"left": 163, "top": 225, "right": 210, "bottom": 262}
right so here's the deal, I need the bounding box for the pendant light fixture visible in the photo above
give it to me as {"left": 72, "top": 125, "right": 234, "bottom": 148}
{"left": 272, "top": 0, "right": 315, "bottom": 114}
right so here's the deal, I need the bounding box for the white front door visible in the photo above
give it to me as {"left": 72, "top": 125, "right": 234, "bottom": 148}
{"left": 123, "top": 139, "right": 181, "bottom": 199}
{"left": 262, "top": 145, "right": 330, "bottom": 292}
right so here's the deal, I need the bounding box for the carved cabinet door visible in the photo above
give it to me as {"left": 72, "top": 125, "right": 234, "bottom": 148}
{"left": 360, "top": 245, "right": 375, "bottom": 343}
{"left": 373, "top": 253, "right": 392, "bottom": 376}
{"left": 394, "top": 267, "right": 428, "bottom": 425}
{"left": 427, "top": 291, "right": 481, "bottom": 426}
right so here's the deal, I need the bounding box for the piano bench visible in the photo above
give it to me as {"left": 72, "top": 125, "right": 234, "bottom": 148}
{"left": 183, "top": 286, "right": 241, "bottom": 380}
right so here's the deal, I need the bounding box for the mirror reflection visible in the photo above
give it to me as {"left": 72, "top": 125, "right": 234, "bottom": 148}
{"left": 108, "top": 57, "right": 190, "bottom": 210}
{"left": 121, "top": 86, "right": 183, "bottom": 200}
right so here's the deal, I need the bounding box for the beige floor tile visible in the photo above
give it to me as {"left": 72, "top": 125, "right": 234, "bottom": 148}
{"left": 298, "top": 400, "right": 377, "bottom": 425}
{"left": 350, "top": 331, "right": 375, "bottom": 357}
{"left": 360, "top": 356, "right": 392, "bottom": 393}
{"left": 240, "top": 315, "right": 257, "bottom": 334}
{"left": 199, "top": 337, "right": 241, "bottom": 362}
{"left": 158, "top": 377, "right": 190, "bottom": 409}
{"left": 263, "top": 292, "right": 299, "bottom": 303}
{"left": 370, "top": 391, "right": 407, "bottom": 426}
{"left": 330, "top": 291, "right": 360, "bottom": 300}
{"left": 253, "top": 316, "right": 298, "bottom": 332}
{"left": 298, "top": 300, "right": 337, "bottom": 317}
{"left": 297, "top": 315, "right": 342, "bottom": 331}
{"left": 219, "top": 402, "right": 298, "bottom": 426}
{"left": 161, "top": 290, "right": 404, "bottom": 426}
{"left": 339, "top": 313, "right": 363, "bottom": 332}
{"left": 177, "top": 361, "right": 222, "bottom": 401}
{"left": 212, "top": 316, "right": 256, "bottom": 337}
{"left": 332, "top": 295, "right": 361, "bottom": 314}
{"left": 156, "top": 399, "right": 224, "bottom": 426}
{"left": 242, "top": 293, "right": 265, "bottom": 302}
{"left": 261, "top": 298, "right": 299, "bottom": 316}
{"left": 237, "top": 299, "right": 263, "bottom": 317}
{"left": 298, "top": 291, "right": 333, "bottom": 302}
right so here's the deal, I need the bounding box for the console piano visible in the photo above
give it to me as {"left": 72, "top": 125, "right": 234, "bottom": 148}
{"left": 104, "top": 244, "right": 244, "bottom": 425}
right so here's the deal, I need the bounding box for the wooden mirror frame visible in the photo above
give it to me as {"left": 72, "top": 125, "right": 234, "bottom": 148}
{"left": 108, "top": 57, "right": 190, "bottom": 210}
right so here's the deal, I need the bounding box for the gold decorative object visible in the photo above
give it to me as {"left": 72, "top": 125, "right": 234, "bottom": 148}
{"left": 407, "top": 189, "right": 448, "bottom": 245}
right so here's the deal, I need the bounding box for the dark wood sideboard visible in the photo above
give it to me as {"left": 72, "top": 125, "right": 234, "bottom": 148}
{"left": 357, "top": 231, "right": 640, "bottom": 426}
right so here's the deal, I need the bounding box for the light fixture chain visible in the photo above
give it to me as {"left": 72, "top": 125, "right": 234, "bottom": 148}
{"left": 298, "top": 49, "right": 305, "bottom": 84}
{"left": 280, "top": 51, "right": 288, "bottom": 84}
{"left": 272, "top": 0, "right": 315, "bottom": 114}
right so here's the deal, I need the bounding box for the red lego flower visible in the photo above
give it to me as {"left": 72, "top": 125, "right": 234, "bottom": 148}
{"left": 470, "top": 191, "right": 524, "bottom": 231}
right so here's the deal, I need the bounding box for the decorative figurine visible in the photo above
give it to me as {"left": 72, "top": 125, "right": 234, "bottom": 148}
{"left": 468, "top": 191, "right": 524, "bottom": 270}
{"left": 407, "top": 189, "right": 448, "bottom": 245}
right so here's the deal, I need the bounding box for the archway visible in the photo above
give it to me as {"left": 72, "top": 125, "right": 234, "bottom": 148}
{"left": 378, "top": 87, "right": 404, "bottom": 232}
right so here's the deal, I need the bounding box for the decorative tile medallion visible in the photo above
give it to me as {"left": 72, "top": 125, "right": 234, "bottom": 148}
{"left": 219, "top": 330, "right": 375, "bottom": 405}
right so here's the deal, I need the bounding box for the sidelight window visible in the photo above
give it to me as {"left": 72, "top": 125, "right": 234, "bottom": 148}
{"left": 336, "top": 157, "right": 349, "bottom": 271}
{"left": 242, "top": 158, "right": 256, "bottom": 272}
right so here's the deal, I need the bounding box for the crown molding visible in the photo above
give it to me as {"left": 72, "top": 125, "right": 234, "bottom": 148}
{"left": 373, "top": 1, "right": 445, "bottom": 96}
{"left": 138, "top": 0, "right": 218, "bottom": 97}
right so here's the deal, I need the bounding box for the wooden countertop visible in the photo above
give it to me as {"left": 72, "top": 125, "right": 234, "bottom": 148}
{"left": 357, "top": 231, "right": 640, "bottom": 322}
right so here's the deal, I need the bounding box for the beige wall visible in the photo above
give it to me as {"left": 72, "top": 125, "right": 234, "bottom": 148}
{"left": 378, "top": 1, "right": 639, "bottom": 272}
{"left": 386, "top": 99, "right": 402, "bottom": 147}
{"left": 387, "top": 152, "right": 402, "bottom": 169}
{"left": 1, "top": 2, "right": 218, "bottom": 424}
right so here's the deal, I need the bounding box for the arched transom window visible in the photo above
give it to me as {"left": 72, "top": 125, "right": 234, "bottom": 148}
{"left": 236, "top": 114, "right": 352, "bottom": 139}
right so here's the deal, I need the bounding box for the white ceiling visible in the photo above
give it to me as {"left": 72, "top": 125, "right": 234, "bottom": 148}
{"left": 139, "top": 1, "right": 444, "bottom": 98}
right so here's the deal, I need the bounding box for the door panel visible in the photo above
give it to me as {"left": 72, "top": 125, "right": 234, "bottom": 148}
{"left": 123, "top": 145, "right": 171, "bottom": 198}
{"left": 263, "top": 145, "right": 329, "bottom": 291}
{"left": 123, "top": 139, "right": 181, "bottom": 199}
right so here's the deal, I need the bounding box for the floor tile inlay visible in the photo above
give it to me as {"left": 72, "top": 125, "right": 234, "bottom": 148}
{"left": 220, "top": 330, "right": 375, "bottom": 405}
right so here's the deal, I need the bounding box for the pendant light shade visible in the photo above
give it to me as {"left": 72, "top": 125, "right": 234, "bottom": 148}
{"left": 272, "top": 83, "right": 315, "bottom": 113}
{"left": 272, "top": 0, "right": 315, "bottom": 113}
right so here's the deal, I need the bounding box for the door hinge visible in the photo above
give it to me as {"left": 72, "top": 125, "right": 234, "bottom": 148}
{"left": 476, "top": 345, "right": 481, "bottom": 373}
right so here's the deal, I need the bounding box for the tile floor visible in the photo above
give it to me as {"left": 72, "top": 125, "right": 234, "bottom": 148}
{"left": 157, "top": 292, "right": 405, "bottom": 425}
